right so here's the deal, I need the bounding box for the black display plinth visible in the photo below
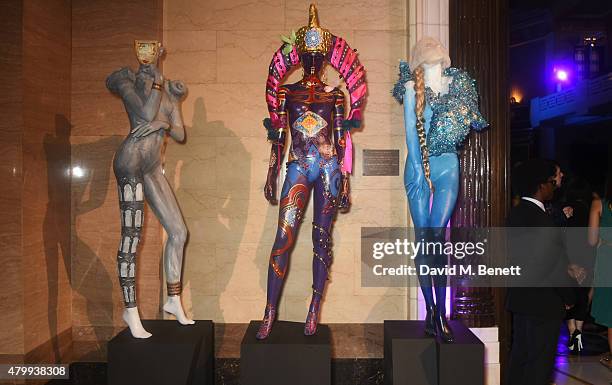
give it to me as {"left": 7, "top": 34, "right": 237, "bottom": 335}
{"left": 384, "top": 320, "right": 438, "bottom": 385}
{"left": 437, "top": 320, "right": 484, "bottom": 385}
{"left": 384, "top": 320, "right": 485, "bottom": 385}
{"left": 107, "top": 320, "right": 214, "bottom": 385}
{"left": 240, "top": 320, "right": 331, "bottom": 385}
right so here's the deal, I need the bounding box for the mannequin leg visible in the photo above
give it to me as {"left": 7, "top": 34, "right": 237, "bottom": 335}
{"left": 257, "top": 163, "right": 311, "bottom": 339}
{"left": 428, "top": 154, "right": 459, "bottom": 342}
{"left": 406, "top": 173, "right": 435, "bottom": 307}
{"left": 115, "top": 174, "right": 151, "bottom": 338}
{"left": 305, "top": 158, "right": 340, "bottom": 335}
{"left": 405, "top": 159, "right": 437, "bottom": 334}
{"left": 143, "top": 166, "right": 193, "bottom": 325}
{"left": 413, "top": 227, "right": 435, "bottom": 303}
{"left": 429, "top": 155, "right": 460, "bottom": 287}
{"left": 431, "top": 227, "right": 449, "bottom": 316}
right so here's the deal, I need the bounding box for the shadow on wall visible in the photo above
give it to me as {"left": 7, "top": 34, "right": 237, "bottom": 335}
{"left": 43, "top": 115, "right": 72, "bottom": 362}
{"left": 165, "top": 96, "right": 251, "bottom": 332}
{"left": 194, "top": 95, "right": 248, "bottom": 322}
{"left": 68, "top": 132, "right": 121, "bottom": 360}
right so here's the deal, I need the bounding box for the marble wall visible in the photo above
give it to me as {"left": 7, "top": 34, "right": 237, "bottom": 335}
{"left": 70, "top": 0, "right": 164, "bottom": 360}
{"left": 0, "top": 0, "right": 25, "bottom": 357}
{"left": 0, "top": 0, "right": 72, "bottom": 363}
{"left": 22, "top": 0, "right": 72, "bottom": 361}
{"left": 162, "top": 0, "right": 410, "bottom": 323}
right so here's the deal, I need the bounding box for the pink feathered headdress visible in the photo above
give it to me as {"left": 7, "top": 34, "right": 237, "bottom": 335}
{"left": 264, "top": 4, "right": 367, "bottom": 131}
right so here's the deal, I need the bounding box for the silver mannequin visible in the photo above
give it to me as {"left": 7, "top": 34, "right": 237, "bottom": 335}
{"left": 106, "top": 42, "right": 194, "bottom": 338}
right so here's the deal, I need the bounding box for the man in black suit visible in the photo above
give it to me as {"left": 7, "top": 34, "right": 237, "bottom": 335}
{"left": 506, "top": 159, "right": 576, "bottom": 385}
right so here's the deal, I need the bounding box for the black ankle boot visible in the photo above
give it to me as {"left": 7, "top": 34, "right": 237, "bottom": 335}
{"left": 425, "top": 305, "right": 436, "bottom": 336}
{"left": 435, "top": 310, "right": 454, "bottom": 343}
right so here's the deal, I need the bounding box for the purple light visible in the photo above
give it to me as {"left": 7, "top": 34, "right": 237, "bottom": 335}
{"left": 556, "top": 70, "right": 568, "bottom": 81}
{"left": 553, "top": 66, "right": 571, "bottom": 83}
{"left": 551, "top": 65, "right": 572, "bottom": 91}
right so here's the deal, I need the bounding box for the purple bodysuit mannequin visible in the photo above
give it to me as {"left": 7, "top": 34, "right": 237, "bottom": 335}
{"left": 256, "top": 4, "right": 367, "bottom": 340}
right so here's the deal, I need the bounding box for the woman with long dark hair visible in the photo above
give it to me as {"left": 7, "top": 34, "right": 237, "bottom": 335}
{"left": 588, "top": 174, "right": 612, "bottom": 368}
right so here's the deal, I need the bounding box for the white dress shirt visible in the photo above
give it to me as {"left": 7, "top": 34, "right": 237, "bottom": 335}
{"left": 521, "top": 197, "right": 545, "bottom": 212}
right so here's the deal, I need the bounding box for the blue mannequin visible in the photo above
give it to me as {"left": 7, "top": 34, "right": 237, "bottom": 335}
{"left": 393, "top": 37, "right": 487, "bottom": 342}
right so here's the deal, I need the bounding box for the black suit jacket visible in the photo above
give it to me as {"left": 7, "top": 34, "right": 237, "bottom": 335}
{"left": 505, "top": 199, "right": 576, "bottom": 319}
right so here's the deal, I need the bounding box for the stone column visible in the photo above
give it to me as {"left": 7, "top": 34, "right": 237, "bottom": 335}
{"left": 408, "top": 0, "right": 449, "bottom": 51}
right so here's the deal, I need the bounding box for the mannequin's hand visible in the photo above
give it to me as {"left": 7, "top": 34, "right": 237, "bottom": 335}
{"left": 264, "top": 170, "right": 278, "bottom": 205}
{"left": 150, "top": 48, "right": 165, "bottom": 82}
{"left": 407, "top": 168, "right": 429, "bottom": 200}
{"left": 131, "top": 120, "right": 169, "bottom": 138}
{"left": 338, "top": 173, "right": 350, "bottom": 212}
{"left": 152, "top": 65, "right": 164, "bottom": 84}
{"left": 142, "top": 63, "right": 164, "bottom": 84}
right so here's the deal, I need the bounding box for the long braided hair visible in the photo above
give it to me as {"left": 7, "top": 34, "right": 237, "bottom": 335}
{"left": 413, "top": 66, "right": 434, "bottom": 192}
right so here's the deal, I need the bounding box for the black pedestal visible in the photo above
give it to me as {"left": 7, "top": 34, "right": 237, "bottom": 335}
{"left": 384, "top": 320, "right": 438, "bottom": 385}
{"left": 107, "top": 320, "right": 214, "bottom": 385}
{"left": 437, "top": 320, "right": 484, "bottom": 385}
{"left": 240, "top": 320, "right": 331, "bottom": 385}
{"left": 384, "top": 320, "right": 485, "bottom": 385}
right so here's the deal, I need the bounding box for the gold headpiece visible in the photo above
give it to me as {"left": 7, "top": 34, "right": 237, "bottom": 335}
{"left": 295, "top": 4, "right": 332, "bottom": 55}
{"left": 134, "top": 40, "right": 161, "bottom": 65}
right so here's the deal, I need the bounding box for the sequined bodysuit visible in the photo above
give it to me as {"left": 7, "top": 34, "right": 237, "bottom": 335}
{"left": 392, "top": 62, "right": 487, "bottom": 156}
{"left": 392, "top": 61, "right": 488, "bottom": 343}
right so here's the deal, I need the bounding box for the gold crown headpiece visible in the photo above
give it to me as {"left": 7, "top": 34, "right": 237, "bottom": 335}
{"left": 295, "top": 4, "right": 332, "bottom": 55}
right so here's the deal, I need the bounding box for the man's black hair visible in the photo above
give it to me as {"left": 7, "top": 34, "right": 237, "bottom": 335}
{"left": 512, "top": 158, "right": 557, "bottom": 197}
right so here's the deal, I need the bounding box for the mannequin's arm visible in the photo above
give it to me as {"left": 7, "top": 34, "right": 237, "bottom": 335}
{"left": 264, "top": 88, "right": 288, "bottom": 205}
{"left": 120, "top": 85, "right": 162, "bottom": 122}
{"left": 333, "top": 89, "right": 346, "bottom": 167}
{"left": 165, "top": 79, "right": 188, "bottom": 142}
{"left": 117, "top": 67, "right": 164, "bottom": 122}
{"left": 403, "top": 83, "right": 427, "bottom": 199}
{"left": 333, "top": 89, "right": 350, "bottom": 210}
{"left": 131, "top": 95, "right": 184, "bottom": 139}
{"left": 167, "top": 103, "right": 185, "bottom": 142}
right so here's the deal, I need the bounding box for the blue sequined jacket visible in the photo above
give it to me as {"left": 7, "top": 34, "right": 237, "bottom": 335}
{"left": 392, "top": 61, "right": 488, "bottom": 157}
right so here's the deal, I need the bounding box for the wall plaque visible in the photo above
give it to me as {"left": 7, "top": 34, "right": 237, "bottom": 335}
{"left": 362, "top": 149, "right": 400, "bottom": 176}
